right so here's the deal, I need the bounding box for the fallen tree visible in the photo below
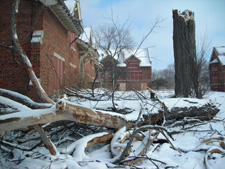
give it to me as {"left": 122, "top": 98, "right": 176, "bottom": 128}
{"left": 0, "top": 93, "right": 128, "bottom": 135}
{"left": 1, "top": 1, "right": 223, "bottom": 167}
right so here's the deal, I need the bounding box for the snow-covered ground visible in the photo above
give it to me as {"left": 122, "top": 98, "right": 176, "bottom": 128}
{"left": 0, "top": 90, "right": 224, "bottom": 169}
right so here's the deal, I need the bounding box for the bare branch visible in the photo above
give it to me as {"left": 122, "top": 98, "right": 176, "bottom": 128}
{"left": 134, "top": 16, "right": 165, "bottom": 56}
{"left": 10, "top": 0, "right": 54, "bottom": 105}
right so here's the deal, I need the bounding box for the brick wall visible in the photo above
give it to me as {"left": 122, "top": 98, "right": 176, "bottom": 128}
{"left": 0, "top": 0, "right": 94, "bottom": 101}
{"left": 40, "top": 7, "right": 83, "bottom": 96}
{"left": 0, "top": 0, "right": 43, "bottom": 100}
{"left": 209, "top": 50, "right": 225, "bottom": 92}
{"left": 98, "top": 56, "right": 152, "bottom": 91}
{"left": 118, "top": 66, "right": 152, "bottom": 90}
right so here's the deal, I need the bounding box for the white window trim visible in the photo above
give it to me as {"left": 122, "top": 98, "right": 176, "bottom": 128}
{"left": 31, "top": 30, "right": 44, "bottom": 44}
{"left": 54, "top": 52, "right": 65, "bottom": 62}
{"left": 70, "top": 62, "right": 76, "bottom": 68}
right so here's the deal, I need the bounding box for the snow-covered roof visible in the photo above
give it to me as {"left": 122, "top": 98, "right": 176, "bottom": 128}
{"left": 215, "top": 46, "right": 225, "bottom": 55}
{"left": 210, "top": 58, "right": 219, "bottom": 64}
{"left": 79, "top": 27, "right": 96, "bottom": 49}
{"left": 80, "top": 27, "right": 91, "bottom": 43}
{"left": 218, "top": 56, "right": 225, "bottom": 65}
{"left": 99, "top": 48, "right": 151, "bottom": 67}
{"left": 215, "top": 46, "right": 225, "bottom": 66}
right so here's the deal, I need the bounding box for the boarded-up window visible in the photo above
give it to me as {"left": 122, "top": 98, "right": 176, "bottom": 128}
{"left": 127, "top": 71, "right": 142, "bottom": 81}
{"left": 70, "top": 62, "right": 76, "bottom": 85}
{"left": 54, "top": 53, "right": 65, "bottom": 90}
{"left": 141, "top": 82, "right": 147, "bottom": 90}
{"left": 127, "top": 60, "right": 139, "bottom": 68}
{"left": 119, "top": 83, "right": 126, "bottom": 91}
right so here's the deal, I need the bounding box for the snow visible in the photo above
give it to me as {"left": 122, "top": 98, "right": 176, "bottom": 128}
{"left": 0, "top": 96, "right": 31, "bottom": 112}
{"left": 178, "top": 10, "right": 195, "bottom": 21}
{"left": 218, "top": 55, "right": 225, "bottom": 65}
{"left": 161, "top": 97, "right": 209, "bottom": 111}
{"left": 0, "top": 106, "right": 56, "bottom": 121}
{"left": 22, "top": 53, "right": 32, "bottom": 67}
{"left": 31, "top": 37, "right": 41, "bottom": 43}
{"left": 210, "top": 58, "right": 219, "bottom": 64}
{"left": 31, "top": 30, "right": 43, "bottom": 43}
{"left": 60, "top": 132, "right": 111, "bottom": 161}
{"left": 80, "top": 27, "right": 91, "bottom": 43}
{"left": 215, "top": 46, "right": 225, "bottom": 55}
{"left": 1, "top": 90, "right": 225, "bottom": 168}
{"left": 99, "top": 48, "right": 151, "bottom": 67}
{"left": 214, "top": 47, "right": 225, "bottom": 65}
{"left": 79, "top": 27, "right": 97, "bottom": 49}
{"left": 14, "top": 33, "right": 18, "bottom": 39}
{"left": 0, "top": 88, "right": 51, "bottom": 108}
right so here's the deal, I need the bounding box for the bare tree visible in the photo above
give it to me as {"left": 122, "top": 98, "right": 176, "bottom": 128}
{"left": 196, "top": 32, "right": 211, "bottom": 98}
{"left": 94, "top": 13, "right": 135, "bottom": 110}
{"left": 94, "top": 12, "right": 164, "bottom": 110}
{"left": 152, "top": 64, "right": 175, "bottom": 90}
{"left": 1, "top": 2, "right": 221, "bottom": 168}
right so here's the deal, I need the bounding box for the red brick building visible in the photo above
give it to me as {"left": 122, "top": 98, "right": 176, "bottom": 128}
{"left": 0, "top": 0, "right": 99, "bottom": 100}
{"left": 209, "top": 46, "right": 225, "bottom": 92}
{"left": 99, "top": 48, "right": 152, "bottom": 91}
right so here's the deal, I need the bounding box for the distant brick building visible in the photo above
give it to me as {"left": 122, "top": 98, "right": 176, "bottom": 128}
{"left": 99, "top": 48, "right": 152, "bottom": 91}
{"left": 0, "top": 0, "right": 99, "bottom": 100}
{"left": 209, "top": 46, "right": 225, "bottom": 92}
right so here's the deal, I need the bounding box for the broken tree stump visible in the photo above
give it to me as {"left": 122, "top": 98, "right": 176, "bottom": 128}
{"left": 173, "top": 9, "right": 199, "bottom": 98}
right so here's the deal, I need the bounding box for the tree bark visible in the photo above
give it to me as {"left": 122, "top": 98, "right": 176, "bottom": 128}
{"left": 0, "top": 100, "right": 129, "bottom": 135}
{"left": 165, "top": 103, "right": 220, "bottom": 122}
{"left": 173, "top": 10, "right": 199, "bottom": 98}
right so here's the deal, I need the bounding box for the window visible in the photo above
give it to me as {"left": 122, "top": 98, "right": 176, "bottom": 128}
{"left": 54, "top": 53, "right": 65, "bottom": 90}
{"left": 127, "top": 71, "right": 142, "bottom": 81}
{"left": 70, "top": 62, "right": 76, "bottom": 85}
{"left": 119, "top": 83, "right": 126, "bottom": 91}
{"left": 127, "top": 60, "right": 139, "bottom": 68}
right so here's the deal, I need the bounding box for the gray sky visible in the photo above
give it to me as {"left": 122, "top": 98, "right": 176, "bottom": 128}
{"left": 78, "top": 0, "right": 225, "bottom": 70}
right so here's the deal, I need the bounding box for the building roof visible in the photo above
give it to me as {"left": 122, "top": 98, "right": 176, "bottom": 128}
{"left": 39, "top": 0, "right": 82, "bottom": 35}
{"left": 99, "top": 48, "right": 151, "bottom": 67}
{"left": 79, "top": 27, "right": 97, "bottom": 49}
{"left": 215, "top": 46, "right": 225, "bottom": 55}
{"left": 214, "top": 46, "right": 225, "bottom": 66}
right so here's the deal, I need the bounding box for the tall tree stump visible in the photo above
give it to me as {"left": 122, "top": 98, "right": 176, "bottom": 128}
{"left": 173, "top": 10, "right": 199, "bottom": 98}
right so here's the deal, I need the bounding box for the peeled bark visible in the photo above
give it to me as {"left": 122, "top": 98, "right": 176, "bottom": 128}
{"left": 87, "top": 132, "right": 113, "bottom": 147}
{"left": 0, "top": 100, "right": 128, "bottom": 135}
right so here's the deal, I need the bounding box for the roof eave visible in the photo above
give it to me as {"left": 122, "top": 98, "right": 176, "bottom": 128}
{"left": 77, "top": 39, "right": 99, "bottom": 59}
{"left": 39, "top": 0, "right": 83, "bottom": 35}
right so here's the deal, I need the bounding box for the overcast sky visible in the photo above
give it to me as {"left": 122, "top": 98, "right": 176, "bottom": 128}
{"left": 78, "top": 0, "right": 225, "bottom": 70}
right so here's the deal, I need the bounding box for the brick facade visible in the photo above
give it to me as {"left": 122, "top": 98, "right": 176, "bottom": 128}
{"left": 209, "top": 47, "right": 225, "bottom": 92}
{"left": 117, "top": 55, "right": 152, "bottom": 91}
{"left": 0, "top": 0, "right": 96, "bottom": 101}
{"left": 99, "top": 50, "right": 152, "bottom": 91}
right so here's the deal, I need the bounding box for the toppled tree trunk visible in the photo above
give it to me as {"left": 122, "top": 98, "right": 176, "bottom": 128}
{"left": 165, "top": 103, "right": 220, "bottom": 123}
{"left": 0, "top": 99, "right": 129, "bottom": 135}
{"left": 173, "top": 9, "right": 199, "bottom": 98}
